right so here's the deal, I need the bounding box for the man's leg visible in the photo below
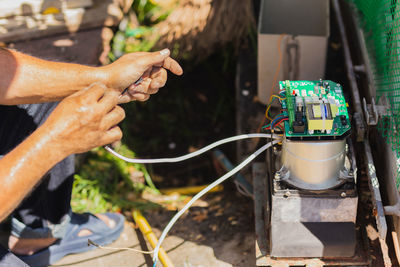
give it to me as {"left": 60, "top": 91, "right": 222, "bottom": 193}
{"left": 0, "top": 103, "right": 74, "bottom": 253}
{"left": 11, "top": 157, "right": 74, "bottom": 237}
{"left": 9, "top": 157, "right": 75, "bottom": 254}
{"left": 0, "top": 103, "right": 122, "bottom": 259}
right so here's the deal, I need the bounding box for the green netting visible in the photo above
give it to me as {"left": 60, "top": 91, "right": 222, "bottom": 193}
{"left": 350, "top": 0, "right": 400, "bottom": 188}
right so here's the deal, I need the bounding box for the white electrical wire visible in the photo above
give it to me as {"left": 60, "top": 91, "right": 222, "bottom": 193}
{"left": 104, "top": 133, "right": 280, "bottom": 163}
{"left": 88, "top": 239, "right": 153, "bottom": 254}
{"left": 104, "top": 133, "right": 281, "bottom": 265}
{"left": 151, "top": 139, "right": 280, "bottom": 266}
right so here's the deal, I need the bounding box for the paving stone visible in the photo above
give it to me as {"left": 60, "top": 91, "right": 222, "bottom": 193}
{"left": 10, "top": 28, "right": 103, "bottom": 65}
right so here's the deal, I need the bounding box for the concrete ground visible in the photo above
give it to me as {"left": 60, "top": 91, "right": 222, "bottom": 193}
{"left": 52, "top": 221, "right": 250, "bottom": 267}
{"left": 0, "top": 191, "right": 254, "bottom": 267}
{"left": 0, "top": 191, "right": 255, "bottom": 267}
{"left": 51, "top": 191, "right": 255, "bottom": 267}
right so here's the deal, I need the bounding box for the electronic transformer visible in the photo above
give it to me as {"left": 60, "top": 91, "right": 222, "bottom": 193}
{"left": 269, "top": 80, "right": 358, "bottom": 258}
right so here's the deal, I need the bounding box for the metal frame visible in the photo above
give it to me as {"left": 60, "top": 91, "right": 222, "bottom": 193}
{"left": 333, "top": 0, "right": 393, "bottom": 264}
{"left": 332, "top": 0, "right": 388, "bottom": 240}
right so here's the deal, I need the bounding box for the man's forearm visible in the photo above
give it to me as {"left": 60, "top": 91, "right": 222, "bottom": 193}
{"left": 0, "top": 48, "right": 106, "bottom": 105}
{"left": 0, "top": 124, "right": 67, "bottom": 222}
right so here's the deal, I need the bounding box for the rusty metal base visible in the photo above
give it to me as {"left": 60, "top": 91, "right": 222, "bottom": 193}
{"left": 253, "top": 162, "right": 371, "bottom": 267}
{"left": 255, "top": 241, "right": 370, "bottom": 267}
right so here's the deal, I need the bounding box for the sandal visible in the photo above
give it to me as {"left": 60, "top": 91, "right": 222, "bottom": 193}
{"left": 17, "top": 212, "right": 124, "bottom": 267}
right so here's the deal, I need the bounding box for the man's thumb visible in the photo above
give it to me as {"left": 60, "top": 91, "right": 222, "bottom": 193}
{"left": 137, "top": 49, "right": 170, "bottom": 70}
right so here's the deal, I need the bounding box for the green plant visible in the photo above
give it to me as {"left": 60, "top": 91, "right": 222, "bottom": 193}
{"left": 109, "top": 0, "right": 173, "bottom": 60}
{"left": 133, "top": 0, "right": 172, "bottom": 25}
{"left": 71, "top": 145, "right": 159, "bottom": 214}
{"left": 73, "top": 0, "right": 174, "bottom": 215}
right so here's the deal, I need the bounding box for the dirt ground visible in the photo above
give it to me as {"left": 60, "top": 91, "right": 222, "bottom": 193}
{"left": 144, "top": 191, "right": 255, "bottom": 266}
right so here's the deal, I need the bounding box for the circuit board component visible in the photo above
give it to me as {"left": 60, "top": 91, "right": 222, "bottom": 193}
{"left": 306, "top": 103, "right": 333, "bottom": 131}
{"left": 280, "top": 80, "right": 350, "bottom": 139}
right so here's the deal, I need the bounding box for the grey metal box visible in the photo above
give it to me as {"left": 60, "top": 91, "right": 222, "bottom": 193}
{"left": 270, "top": 189, "right": 358, "bottom": 258}
{"left": 257, "top": 0, "right": 329, "bottom": 104}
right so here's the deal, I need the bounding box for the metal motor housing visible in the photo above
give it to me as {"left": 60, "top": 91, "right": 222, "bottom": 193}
{"left": 278, "top": 138, "right": 353, "bottom": 190}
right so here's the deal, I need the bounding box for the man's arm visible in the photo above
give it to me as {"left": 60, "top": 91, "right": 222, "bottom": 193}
{"left": 0, "top": 48, "right": 183, "bottom": 105}
{"left": 0, "top": 83, "right": 124, "bottom": 222}
{"left": 0, "top": 48, "right": 103, "bottom": 104}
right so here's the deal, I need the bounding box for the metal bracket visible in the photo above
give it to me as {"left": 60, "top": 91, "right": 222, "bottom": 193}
{"left": 353, "top": 64, "right": 366, "bottom": 73}
{"left": 362, "top": 97, "right": 389, "bottom": 126}
{"left": 384, "top": 184, "right": 400, "bottom": 217}
{"left": 285, "top": 36, "right": 300, "bottom": 81}
{"left": 385, "top": 201, "right": 400, "bottom": 217}
{"left": 363, "top": 140, "right": 388, "bottom": 240}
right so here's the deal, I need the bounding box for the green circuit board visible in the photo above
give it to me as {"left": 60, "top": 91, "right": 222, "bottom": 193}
{"left": 280, "top": 80, "right": 351, "bottom": 140}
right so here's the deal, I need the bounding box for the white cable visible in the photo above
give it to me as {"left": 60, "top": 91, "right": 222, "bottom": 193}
{"left": 88, "top": 239, "right": 153, "bottom": 254}
{"left": 151, "top": 139, "right": 280, "bottom": 264}
{"left": 105, "top": 133, "right": 279, "bottom": 164}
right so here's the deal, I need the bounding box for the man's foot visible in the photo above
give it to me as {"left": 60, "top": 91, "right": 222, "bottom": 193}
{"left": 8, "top": 213, "right": 116, "bottom": 255}
{"left": 14, "top": 212, "right": 125, "bottom": 267}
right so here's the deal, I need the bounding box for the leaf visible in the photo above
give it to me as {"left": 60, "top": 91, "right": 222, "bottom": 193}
{"left": 192, "top": 212, "right": 208, "bottom": 222}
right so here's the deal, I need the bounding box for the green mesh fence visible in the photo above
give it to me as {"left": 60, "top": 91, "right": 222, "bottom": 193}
{"left": 350, "top": 0, "right": 400, "bottom": 188}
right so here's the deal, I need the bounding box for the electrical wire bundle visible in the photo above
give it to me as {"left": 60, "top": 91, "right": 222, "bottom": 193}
{"left": 261, "top": 90, "right": 288, "bottom": 133}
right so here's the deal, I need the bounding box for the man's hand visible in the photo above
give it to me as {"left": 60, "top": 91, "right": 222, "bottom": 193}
{"left": 99, "top": 49, "right": 183, "bottom": 103}
{"left": 43, "top": 83, "right": 125, "bottom": 155}
{"left": 0, "top": 48, "right": 182, "bottom": 105}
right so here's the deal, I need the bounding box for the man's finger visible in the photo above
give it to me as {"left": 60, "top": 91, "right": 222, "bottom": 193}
{"left": 135, "top": 49, "right": 171, "bottom": 72}
{"left": 147, "top": 87, "right": 159, "bottom": 95}
{"left": 128, "top": 78, "right": 151, "bottom": 95}
{"left": 129, "top": 51, "right": 182, "bottom": 75}
{"left": 149, "top": 67, "right": 167, "bottom": 91}
{"left": 98, "top": 88, "right": 120, "bottom": 113}
{"left": 118, "top": 94, "right": 132, "bottom": 104}
{"left": 73, "top": 82, "right": 107, "bottom": 103}
{"left": 101, "top": 105, "right": 125, "bottom": 130}
{"left": 131, "top": 92, "right": 150, "bottom": 102}
{"left": 161, "top": 57, "right": 183, "bottom": 76}
{"left": 102, "top": 126, "right": 123, "bottom": 145}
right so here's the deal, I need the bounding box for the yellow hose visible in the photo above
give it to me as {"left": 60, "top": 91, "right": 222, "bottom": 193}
{"left": 160, "top": 184, "right": 223, "bottom": 195}
{"left": 132, "top": 210, "right": 174, "bottom": 267}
